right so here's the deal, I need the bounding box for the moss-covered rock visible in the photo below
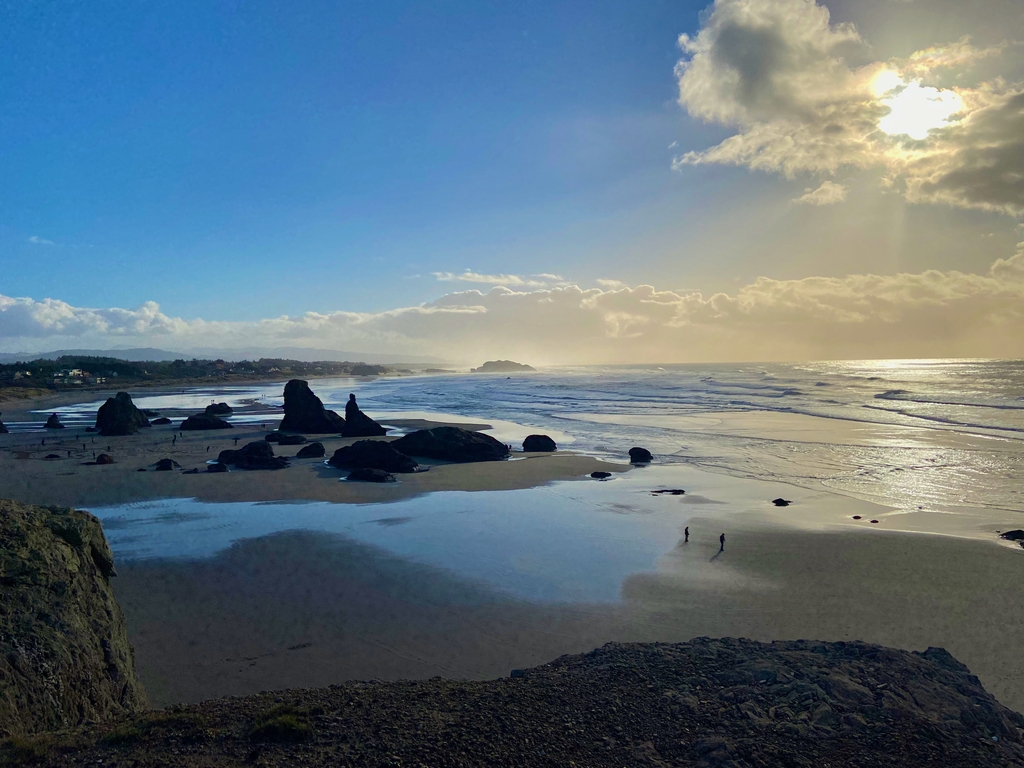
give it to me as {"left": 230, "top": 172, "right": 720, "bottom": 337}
{"left": 0, "top": 499, "right": 146, "bottom": 736}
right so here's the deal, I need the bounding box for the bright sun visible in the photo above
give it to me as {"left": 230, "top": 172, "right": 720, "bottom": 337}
{"left": 874, "top": 73, "right": 964, "bottom": 140}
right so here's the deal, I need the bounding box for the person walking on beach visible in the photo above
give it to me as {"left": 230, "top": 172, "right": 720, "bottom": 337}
{"left": 719, "top": 533, "right": 725, "bottom": 552}
{"left": 684, "top": 526, "right": 689, "bottom": 543}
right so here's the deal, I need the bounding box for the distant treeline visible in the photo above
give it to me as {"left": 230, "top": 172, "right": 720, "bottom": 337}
{"left": 0, "top": 356, "right": 390, "bottom": 391}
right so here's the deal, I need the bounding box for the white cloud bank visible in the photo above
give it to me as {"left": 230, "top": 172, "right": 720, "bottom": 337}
{"left": 432, "top": 271, "right": 565, "bottom": 288}
{"left": 4, "top": 247, "right": 1024, "bottom": 364}
{"left": 674, "top": 0, "right": 1024, "bottom": 216}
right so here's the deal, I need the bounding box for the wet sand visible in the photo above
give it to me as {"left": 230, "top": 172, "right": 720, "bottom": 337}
{"left": 0, "top": 416, "right": 624, "bottom": 507}
{"left": 116, "top": 522, "right": 1024, "bottom": 713}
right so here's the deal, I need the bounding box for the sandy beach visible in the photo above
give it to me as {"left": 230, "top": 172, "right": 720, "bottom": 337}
{"left": 2, "top": 383, "right": 1023, "bottom": 719}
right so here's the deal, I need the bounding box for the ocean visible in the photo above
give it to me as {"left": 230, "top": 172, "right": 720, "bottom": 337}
{"left": 24, "top": 358, "right": 1024, "bottom": 521}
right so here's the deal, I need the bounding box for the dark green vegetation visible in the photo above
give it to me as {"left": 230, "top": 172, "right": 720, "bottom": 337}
{"left": 7, "top": 639, "right": 1024, "bottom": 767}
{"left": 0, "top": 500, "right": 147, "bottom": 737}
{"left": 0, "top": 356, "right": 389, "bottom": 395}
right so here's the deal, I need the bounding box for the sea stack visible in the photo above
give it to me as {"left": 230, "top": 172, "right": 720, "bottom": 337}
{"left": 95, "top": 392, "right": 151, "bottom": 436}
{"left": 0, "top": 413, "right": 7, "bottom": 434}
{"left": 279, "top": 379, "right": 346, "bottom": 434}
{"left": 342, "top": 393, "right": 387, "bottom": 437}
{"left": 0, "top": 499, "right": 147, "bottom": 734}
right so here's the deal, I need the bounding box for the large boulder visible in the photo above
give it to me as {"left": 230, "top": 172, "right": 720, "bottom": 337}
{"left": 94, "top": 453, "right": 115, "bottom": 465}
{"left": 95, "top": 392, "right": 151, "bottom": 436}
{"left": 180, "top": 414, "right": 233, "bottom": 431}
{"left": 204, "top": 402, "right": 233, "bottom": 415}
{"left": 296, "top": 442, "right": 326, "bottom": 459}
{"left": 391, "top": 426, "right": 510, "bottom": 463}
{"left": 277, "top": 434, "right": 307, "bottom": 446}
{"left": 44, "top": 414, "right": 65, "bottom": 429}
{"left": 218, "top": 441, "right": 289, "bottom": 470}
{"left": 279, "top": 380, "right": 345, "bottom": 434}
{"left": 329, "top": 440, "right": 419, "bottom": 473}
{"left": 628, "top": 447, "right": 653, "bottom": 464}
{"left": 0, "top": 499, "right": 147, "bottom": 734}
{"left": 523, "top": 434, "right": 556, "bottom": 452}
{"left": 0, "top": 413, "right": 7, "bottom": 434}
{"left": 342, "top": 394, "right": 387, "bottom": 438}
{"left": 154, "top": 458, "right": 181, "bottom": 471}
{"left": 151, "top": 417, "right": 172, "bottom": 426}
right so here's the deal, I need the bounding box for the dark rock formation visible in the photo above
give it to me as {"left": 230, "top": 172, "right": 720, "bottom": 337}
{"left": 180, "top": 414, "right": 233, "bottom": 431}
{"left": 95, "top": 453, "right": 115, "bottom": 465}
{"left": 590, "top": 471, "right": 611, "bottom": 479}
{"left": 206, "top": 462, "right": 228, "bottom": 473}
{"left": 347, "top": 467, "right": 396, "bottom": 483}
{"left": 391, "top": 426, "right": 509, "bottom": 463}
{"left": 151, "top": 417, "right": 172, "bottom": 425}
{"left": 264, "top": 432, "right": 282, "bottom": 443}
{"left": 217, "top": 441, "right": 289, "bottom": 470}
{"left": 1000, "top": 529, "right": 1024, "bottom": 549}
{"left": 772, "top": 498, "right": 792, "bottom": 507}
{"left": 44, "top": 414, "right": 65, "bottom": 429}
{"left": 0, "top": 413, "right": 7, "bottom": 434}
{"left": 204, "top": 402, "right": 233, "bottom": 416}
{"left": 279, "top": 380, "right": 346, "bottom": 434}
{"left": 651, "top": 488, "right": 685, "bottom": 496}
{"left": 29, "top": 638, "right": 1024, "bottom": 767}
{"left": 342, "top": 394, "right": 387, "bottom": 437}
{"left": 154, "top": 458, "right": 181, "bottom": 471}
{"left": 522, "top": 434, "right": 556, "bottom": 452}
{"left": 628, "top": 446, "right": 652, "bottom": 463}
{"left": 95, "top": 392, "right": 151, "bottom": 436}
{"left": 141, "top": 409, "right": 161, "bottom": 417}
{"left": 44, "top": 453, "right": 61, "bottom": 460}
{"left": 329, "top": 440, "right": 419, "bottom": 474}
{"left": 277, "top": 434, "right": 307, "bottom": 446}
{"left": 295, "top": 442, "right": 326, "bottom": 459}
{"left": 0, "top": 499, "right": 147, "bottom": 735}
{"left": 470, "top": 360, "right": 536, "bottom": 373}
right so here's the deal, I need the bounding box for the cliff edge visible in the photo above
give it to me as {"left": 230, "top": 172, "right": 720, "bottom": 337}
{"left": 0, "top": 500, "right": 146, "bottom": 736}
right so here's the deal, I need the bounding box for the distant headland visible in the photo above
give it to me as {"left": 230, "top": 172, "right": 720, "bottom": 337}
{"left": 470, "top": 360, "right": 536, "bottom": 373}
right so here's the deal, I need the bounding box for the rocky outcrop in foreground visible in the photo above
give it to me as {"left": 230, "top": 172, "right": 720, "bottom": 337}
{"left": 180, "top": 414, "right": 232, "bottom": 431}
{"left": 0, "top": 414, "right": 7, "bottom": 434}
{"left": 13, "top": 638, "right": 1024, "bottom": 767}
{"left": 279, "top": 380, "right": 345, "bottom": 434}
{"left": 0, "top": 500, "right": 146, "bottom": 737}
{"left": 328, "top": 440, "right": 419, "bottom": 473}
{"left": 95, "top": 392, "right": 151, "bottom": 436}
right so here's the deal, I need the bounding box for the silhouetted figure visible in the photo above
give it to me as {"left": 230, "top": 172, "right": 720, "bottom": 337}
{"left": 82, "top": 444, "right": 86, "bottom": 450}
{"left": 684, "top": 526, "right": 689, "bottom": 543}
{"left": 345, "top": 393, "right": 359, "bottom": 422}
{"left": 172, "top": 435, "right": 176, "bottom": 445}
{"left": 719, "top": 533, "right": 725, "bottom": 552}
{"left": 91, "top": 437, "right": 95, "bottom": 443}
{"left": 41, "top": 438, "right": 45, "bottom": 447}
{"left": 234, "top": 437, "right": 239, "bottom": 446}
{"left": 67, "top": 450, "right": 71, "bottom": 458}
{"left": 206, "top": 445, "right": 210, "bottom": 453}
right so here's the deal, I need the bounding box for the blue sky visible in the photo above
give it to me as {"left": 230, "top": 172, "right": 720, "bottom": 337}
{"left": 2, "top": 0, "right": 723, "bottom": 318}
{"left": 2, "top": 0, "right": 1023, "bottom": 362}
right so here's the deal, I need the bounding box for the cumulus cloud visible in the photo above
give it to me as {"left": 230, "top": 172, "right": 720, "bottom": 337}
{"left": 432, "top": 271, "right": 564, "bottom": 288}
{"left": 28, "top": 236, "right": 55, "bottom": 246}
{"left": 792, "top": 180, "right": 847, "bottom": 205}
{"left": 5, "top": 245, "right": 1024, "bottom": 363}
{"left": 673, "top": 0, "right": 1024, "bottom": 216}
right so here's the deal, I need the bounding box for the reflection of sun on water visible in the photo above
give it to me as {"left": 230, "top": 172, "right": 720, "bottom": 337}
{"left": 872, "top": 70, "right": 964, "bottom": 140}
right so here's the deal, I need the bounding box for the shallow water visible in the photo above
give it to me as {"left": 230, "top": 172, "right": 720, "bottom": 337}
{"left": 89, "top": 465, "right": 736, "bottom": 603}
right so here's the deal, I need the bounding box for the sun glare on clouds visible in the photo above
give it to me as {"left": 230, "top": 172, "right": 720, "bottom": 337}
{"left": 877, "top": 78, "right": 965, "bottom": 140}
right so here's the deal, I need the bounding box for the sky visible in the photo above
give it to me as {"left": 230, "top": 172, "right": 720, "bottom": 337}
{"left": 1, "top": 0, "right": 1023, "bottom": 364}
